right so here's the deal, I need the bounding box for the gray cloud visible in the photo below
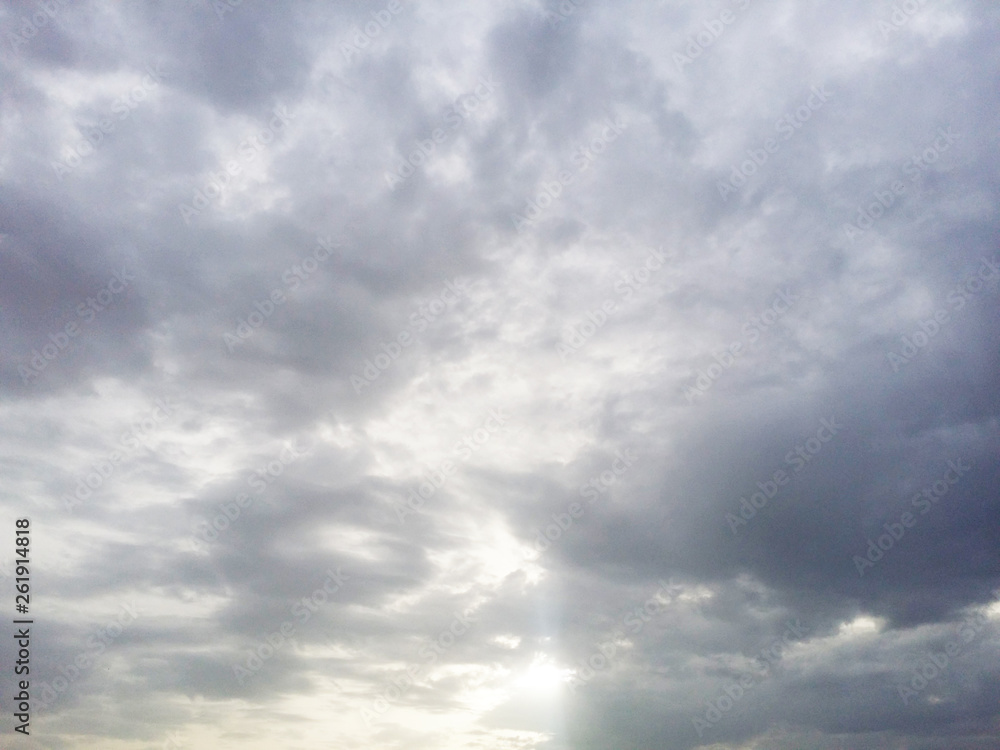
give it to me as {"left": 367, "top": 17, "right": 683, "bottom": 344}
{"left": 1, "top": 0, "right": 998, "bottom": 748}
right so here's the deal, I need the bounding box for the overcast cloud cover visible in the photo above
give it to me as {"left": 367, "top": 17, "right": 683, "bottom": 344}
{"left": 0, "top": 0, "right": 999, "bottom": 747}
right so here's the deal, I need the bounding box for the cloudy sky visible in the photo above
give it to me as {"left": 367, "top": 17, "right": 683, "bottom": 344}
{"left": 1, "top": 0, "right": 999, "bottom": 748}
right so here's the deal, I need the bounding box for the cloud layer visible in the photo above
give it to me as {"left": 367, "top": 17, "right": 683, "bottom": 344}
{"left": 1, "top": 0, "right": 999, "bottom": 748}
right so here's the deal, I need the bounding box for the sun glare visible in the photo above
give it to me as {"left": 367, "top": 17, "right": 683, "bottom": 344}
{"left": 515, "top": 655, "right": 575, "bottom": 693}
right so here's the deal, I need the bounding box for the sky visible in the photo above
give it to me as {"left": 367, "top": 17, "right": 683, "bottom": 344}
{"left": 0, "top": 0, "right": 999, "bottom": 748}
